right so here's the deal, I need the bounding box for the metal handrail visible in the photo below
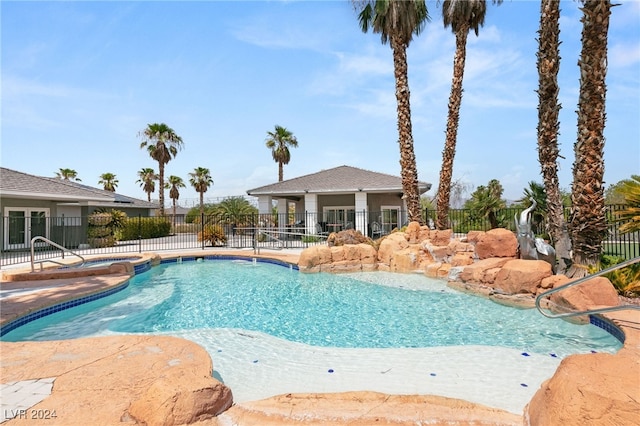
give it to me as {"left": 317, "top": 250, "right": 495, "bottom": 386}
{"left": 535, "top": 256, "right": 640, "bottom": 319}
{"left": 31, "top": 236, "right": 85, "bottom": 272}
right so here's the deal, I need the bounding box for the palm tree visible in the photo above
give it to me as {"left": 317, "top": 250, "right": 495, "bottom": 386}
{"left": 465, "top": 179, "right": 506, "bottom": 229}
{"left": 139, "top": 123, "right": 183, "bottom": 216}
{"left": 435, "top": 0, "right": 500, "bottom": 230}
{"left": 265, "top": 125, "right": 298, "bottom": 182}
{"left": 535, "top": 0, "right": 572, "bottom": 274}
{"left": 215, "top": 196, "right": 259, "bottom": 231}
{"left": 136, "top": 168, "right": 158, "bottom": 202}
{"left": 189, "top": 167, "right": 213, "bottom": 218}
{"left": 165, "top": 175, "right": 186, "bottom": 231}
{"left": 357, "top": 0, "right": 428, "bottom": 224}
{"left": 98, "top": 173, "right": 118, "bottom": 192}
{"left": 568, "top": 0, "right": 613, "bottom": 278}
{"left": 55, "top": 168, "right": 81, "bottom": 181}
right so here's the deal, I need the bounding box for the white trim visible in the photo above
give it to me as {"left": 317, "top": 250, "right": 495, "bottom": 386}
{"left": 3, "top": 207, "right": 50, "bottom": 250}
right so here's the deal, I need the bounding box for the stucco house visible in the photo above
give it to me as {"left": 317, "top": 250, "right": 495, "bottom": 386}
{"left": 0, "top": 167, "right": 158, "bottom": 251}
{"left": 246, "top": 165, "right": 431, "bottom": 237}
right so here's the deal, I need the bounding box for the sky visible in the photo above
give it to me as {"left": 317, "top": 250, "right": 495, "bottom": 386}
{"left": 2, "top": 0, "right": 639, "bottom": 207}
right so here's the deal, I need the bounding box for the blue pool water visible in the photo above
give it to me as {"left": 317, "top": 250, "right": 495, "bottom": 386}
{"left": 1, "top": 259, "right": 622, "bottom": 357}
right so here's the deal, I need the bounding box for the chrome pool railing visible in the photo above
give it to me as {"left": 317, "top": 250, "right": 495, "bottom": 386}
{"left": 535, "top": 256, "right": 640, "bottom": 319}
{"left": 30, "top": 236, "right": 85, "bottom": 272}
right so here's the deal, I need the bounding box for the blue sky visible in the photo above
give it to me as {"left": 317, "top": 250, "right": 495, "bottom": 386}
{"left": 2, "top": 0, "right": 639, "bottom": 206}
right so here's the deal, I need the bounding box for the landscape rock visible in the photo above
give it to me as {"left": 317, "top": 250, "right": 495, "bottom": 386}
{"left": 492, "top": 259, "right": 553, "bottom": 294}
{"left": 525, "top": 347, "right": 640, "bottom": 426}
{"left": 549, "top": 276, "right": 620, "bottom": 316}
{"left": 474, "top": 228, "right": 518, "bottom": 259}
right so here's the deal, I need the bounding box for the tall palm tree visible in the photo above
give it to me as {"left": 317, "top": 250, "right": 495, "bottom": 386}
{"left": 55, "top": 168, "right": 81, "bottom": 181}
{"left": 535, "top": 0, "right": 572, "bottom": 274}
{"left": 568, "top": 0, "right": 613, "bottom": 278}
{"left": 265, "top": 125, "right": 298, "bottom": 182}
{"left": 435, "top": 0, "right": 501, "bottom": 230}
{"left": 166, "top": 175, "right": 186, "bottom": 230}
{"left": 139, "top": 123, "right": 183, "bottom": 216}
{"left": 136, "top": 168, "right": 158, "bottom": 202}
{"left": 189, "top": 167, "right": 213, "bottom": 217}
{"left": 98, "top": 172, "right": 118, "bottom": 192}
{"left": 357, "top": 0, "right": 428, "bottom": 224}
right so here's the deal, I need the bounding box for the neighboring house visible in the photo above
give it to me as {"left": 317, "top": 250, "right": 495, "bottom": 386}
{"left": 0, "top": 167, "right": 158, "bottom": 251}
{"left": 246, "top": 165, "right": 431, "bottom": 237}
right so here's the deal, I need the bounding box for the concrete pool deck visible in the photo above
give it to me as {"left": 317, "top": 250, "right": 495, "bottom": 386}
{"left": 1, "top": 248, "right": 639, "bottom": 425}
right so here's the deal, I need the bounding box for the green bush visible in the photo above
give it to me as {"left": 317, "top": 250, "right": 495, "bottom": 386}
{"left": 118, "top": 217, "right": 172, "bottom": 240}
{"left": 198, "top": 224, "right": 227, "bottom": 246}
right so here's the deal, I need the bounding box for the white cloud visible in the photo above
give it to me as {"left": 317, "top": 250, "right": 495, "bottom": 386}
{"left": 609, "top": 41, "right": 640, "bottom": 68}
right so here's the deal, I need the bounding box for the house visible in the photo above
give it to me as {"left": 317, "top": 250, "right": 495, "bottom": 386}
{"left": 246, "top": 165, "right": 431, "bottom": 237}
{"left": 0, "top": 167, "right": 158, "bottom": 251}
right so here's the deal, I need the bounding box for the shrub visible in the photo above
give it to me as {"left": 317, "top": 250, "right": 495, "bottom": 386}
{"left": 600, "top": 255, "right": 640, "bottom": 297}
{"left": 198, "top": 224, "right": 227, "bottom": 246}
{"left": 118, "top": 217, "right": 172, "bottom": 240}
{"left": 87, "top": 210, "right": 127, "bottom": 248}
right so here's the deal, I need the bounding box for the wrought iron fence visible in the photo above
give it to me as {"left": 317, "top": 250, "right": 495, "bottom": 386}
{"left": 1, "top": 205, "right": 637, "bottom": 268}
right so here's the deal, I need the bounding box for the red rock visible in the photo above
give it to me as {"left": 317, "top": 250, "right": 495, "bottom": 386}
{"left": 549, "top": 276, "right": 619, "bottom": 313}
{"left": 492, "top": 259, "right": 552, "bottom": 294}
{"left": 526, "top": 348, "right": 640, "bottom": 426}
{"left": 474, "top": 228, "right": 517, "bottom": 259}
{"left": 459, "top": 258, "right": 511, "bottom": 283}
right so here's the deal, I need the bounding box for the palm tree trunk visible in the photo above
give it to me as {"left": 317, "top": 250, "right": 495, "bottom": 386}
{"left": 436, "top": 25, "right": 468, "bottom": 230}
{"left": 158, "top": 164, "right": 165, "bottom": 217}
{"left": 391, "top": 35, "right": 422, "bottom": 225}
{"left": 567, "top": 0, "right": 612, "bottom": 278}
{"left": 536, "top": 0, "right": 572, "bottom": 274}
{"left": 199, "top": 192, "right": 204, "bottom": 217}
{"left": 172, "top": 200, "right": 177, "bottom": 232}
{"left": 278, "top": 162, "right": 284, "bottom": 182}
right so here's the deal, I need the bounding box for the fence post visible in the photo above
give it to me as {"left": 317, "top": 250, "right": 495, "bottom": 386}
{"left": 138, "top": 215, "right": 142, "bottom": 253}
{"left": 201, "top": 213, "right": 205, "bottom": 250}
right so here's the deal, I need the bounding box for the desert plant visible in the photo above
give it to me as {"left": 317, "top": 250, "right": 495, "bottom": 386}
{"left": 598, "top": 255, "right": 640, "bottom": 297}
{"left": 87, "top": 210, "right": 127, "bottom": 248}
{"left": 198, "top": 224, "right": 227, "bottom": 246}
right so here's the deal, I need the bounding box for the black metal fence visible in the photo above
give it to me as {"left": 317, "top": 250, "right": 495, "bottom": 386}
{"left": 1, "top": 205, "right": 637, "bottom": 268}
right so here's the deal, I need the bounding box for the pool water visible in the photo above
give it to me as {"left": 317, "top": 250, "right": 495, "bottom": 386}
{"left": 2, "top": 259, "right": 622, "bottom": 358}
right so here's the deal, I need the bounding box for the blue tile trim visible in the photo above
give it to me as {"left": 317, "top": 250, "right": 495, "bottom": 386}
{"left": 1, "top": 281, "right": 130, "bottom": 337}
{"left": 158, "top": 255, "right": 299, "bottom": 270}
{"left": 590, "top": 315, "right": 625, "bottom": 343}
{"left": 133, "top": 260, "right": 151, "bottom": 274}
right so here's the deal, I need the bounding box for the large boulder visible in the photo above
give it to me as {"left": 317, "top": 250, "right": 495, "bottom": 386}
{"left": 298, "top": 245, "right": 332, "bottom": 273}
{"left": 525, "top": 348, "right": 640, "bottom": 426}
{"left": 492, "top": 259, "right": 553, "bottom": 295}
{"left": 327, "top": 229, "right": 371, "bottom": 247}
{"left": 549, "top": 276, "right": 619, "bottom": 314}
{"left": 474, "top": 228, "right": 518, "bottom": 260}
{"left": 377, "top": 232, "right": 409, "bottom": 266}
{"left": 129, "top": 376, "right": 232, "bottom": 425}
{"left": 429, "top": 229, "right": 453, "bottom": 246}
{"left": 458, "top": 258, "right": 511, "bottom": 284}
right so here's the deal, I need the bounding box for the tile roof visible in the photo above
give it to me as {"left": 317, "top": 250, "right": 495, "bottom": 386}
{"left": 0, "top": 167, "right": 157, "bottom": 208}
{"left": 246, "top": 165, "right": 431, "bottom": 196}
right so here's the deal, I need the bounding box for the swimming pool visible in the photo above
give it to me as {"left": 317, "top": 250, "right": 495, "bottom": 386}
{"left": 1, "top": 257, "right": 623, "bottom": 412}
{"left": 3, "top": 258, "right": 621, "bottom": 355}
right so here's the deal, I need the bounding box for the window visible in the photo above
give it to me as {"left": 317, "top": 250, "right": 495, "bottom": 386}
{"left": 322, "top": 206, "right": 355, "bottom": 232}
{"left": 380, "top": 206, "right": 400, "bottom": 234}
